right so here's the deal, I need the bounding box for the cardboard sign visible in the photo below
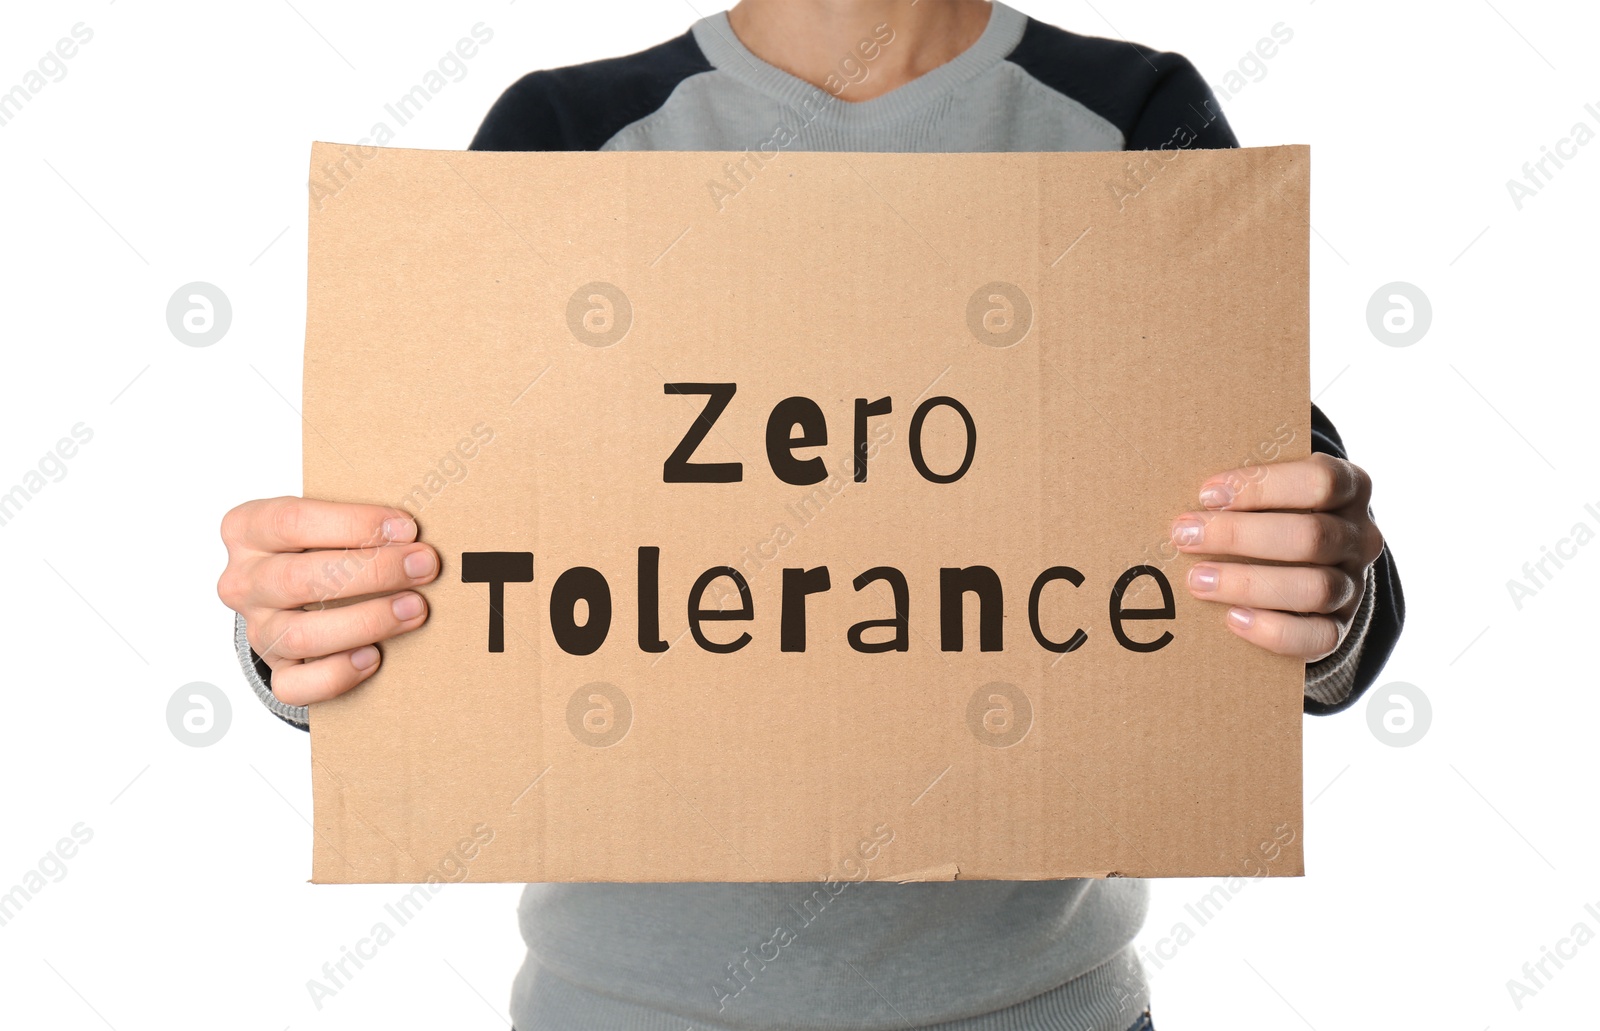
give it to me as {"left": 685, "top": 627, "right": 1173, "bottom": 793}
{"left": 302, "top": 143, "right": 1310, "bottom": 883}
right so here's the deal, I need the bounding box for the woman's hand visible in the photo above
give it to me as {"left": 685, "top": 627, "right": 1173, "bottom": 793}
{"left": 1172, "top": 454, "right": 1385, "bottom": 661}
{"left": 216, "top": 497, "right": 439, "bottom": 704}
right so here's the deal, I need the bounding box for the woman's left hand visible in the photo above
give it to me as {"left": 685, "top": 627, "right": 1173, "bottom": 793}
{"left": 1171, "top": 454, "right": 1385, "bottom": 661}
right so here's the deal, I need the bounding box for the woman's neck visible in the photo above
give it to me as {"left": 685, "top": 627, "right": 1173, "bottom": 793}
{"left": 726, "top": 0, "right": 994, "bottom": 102}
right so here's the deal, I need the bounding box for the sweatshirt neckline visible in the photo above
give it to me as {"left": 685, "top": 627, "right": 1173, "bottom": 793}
{"left": 691, "top": 2, "right": 1027, "bottom": 127}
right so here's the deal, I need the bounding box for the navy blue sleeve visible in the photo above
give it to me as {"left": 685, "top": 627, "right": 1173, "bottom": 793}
{"left": 1004, "top": 20, "right": 1239, "bottom": 151}
{"left": 1123, "top": 52, "right": 1238, "bottom": 150}
{"left": 1305, "top": 404, "right": 1405, "bottom": 714}
{"left": 469, "top": 31, "right": 711, "bottom": 152}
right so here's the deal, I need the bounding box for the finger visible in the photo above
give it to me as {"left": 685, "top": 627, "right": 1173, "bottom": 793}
{"left": 1171, "top": 510, "right": 1357, "bottom": 565}
{"left": 251, "top": 592, "right": 429, "bottom": 662}
{"left": 269, "top": 646, "right": 384, "bottom": 706}
{"left": 1224, "top": 606, "right": 1344, "bottom": 660}
{"left": 1187, "top": 562, "right": 1357, "bottom": 615}
{"left": 253, "top": 542, "right": 439, "bottom": 608}
{"left": 1199, "top": 454, "right": 1370, "bottom": 513}
{"left": 223, "top": 496, "right": 418, "bottom": 553}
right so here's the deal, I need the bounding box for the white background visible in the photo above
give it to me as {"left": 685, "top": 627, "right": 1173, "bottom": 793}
{"left": 1, "top": 0, "right": 1595, "bottom": 1028}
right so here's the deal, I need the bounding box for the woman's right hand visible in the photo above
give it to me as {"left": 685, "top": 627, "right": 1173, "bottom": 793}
{"left": 216, "top": 497, "right": 439, "bottom": 705}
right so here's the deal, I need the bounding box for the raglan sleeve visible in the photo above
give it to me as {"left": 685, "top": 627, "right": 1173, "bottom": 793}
{"left": 1124, "top": 51, "right": 1240, "bottom": 151}
{"left": 469, "top": 71, "right": 571, "bottom": 152}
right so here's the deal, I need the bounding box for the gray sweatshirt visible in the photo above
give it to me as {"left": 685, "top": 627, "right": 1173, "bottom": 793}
{"left": 239, "top": 4, "right": 1403, "bottom": 1028}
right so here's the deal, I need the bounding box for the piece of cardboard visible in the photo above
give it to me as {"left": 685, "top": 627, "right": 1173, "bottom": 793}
{"left": 302, "top": 143, "right": 1310, "bottom": 884}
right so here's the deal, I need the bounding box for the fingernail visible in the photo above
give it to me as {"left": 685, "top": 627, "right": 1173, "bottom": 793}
{"left": 1189, "top": 564, "right": 1220, "bottom": 592}
{"left": 383, "top": 517, "right": 417, "bottom": 543}
{"left": 351, "top": 645, "right": 380, "bottom": 670}
{"left": 1227, "top": 607, "right": 1254, "bottom": 630}
{"left": 392, "top": 592, "right": 425, "bottom": 621}
{"left": 1199, "top": 484, "right": 1233, "bottom": 509}
{"left": 1172, "top": 518, "right": 1204, "bottom": 547}
{"left": 403, "top": 548, "right": 436, "bottom": 579}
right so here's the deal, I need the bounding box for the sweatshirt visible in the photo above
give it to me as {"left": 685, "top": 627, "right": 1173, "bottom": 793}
{"left": 236, "top": 4, "right": 1405, "bottom": 1028}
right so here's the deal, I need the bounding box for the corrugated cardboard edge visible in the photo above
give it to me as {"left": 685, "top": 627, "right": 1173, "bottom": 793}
{"left": 887, "top": 862, "right": 962, "bottom": 883}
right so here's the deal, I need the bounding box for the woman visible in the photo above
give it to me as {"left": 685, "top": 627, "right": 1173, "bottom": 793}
{"left": 219, "top": 2, "right": 1402, "bottom": 1028}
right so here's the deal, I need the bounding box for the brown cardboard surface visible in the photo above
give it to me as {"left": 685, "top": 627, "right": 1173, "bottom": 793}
{"left": 302, "top": 144, "right": 1310, "bottom": 883}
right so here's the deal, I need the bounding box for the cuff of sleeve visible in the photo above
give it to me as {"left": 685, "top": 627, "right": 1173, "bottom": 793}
{"left": 234, "top": 611, "right": 310, "bottom": 730}
{"left": 1304, "top": 562, "right": 1378, "bottom": 709}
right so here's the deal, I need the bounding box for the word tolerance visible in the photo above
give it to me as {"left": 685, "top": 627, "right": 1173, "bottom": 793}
{"left": 463, "top": 548, "right": 1175, "bottom": 657}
